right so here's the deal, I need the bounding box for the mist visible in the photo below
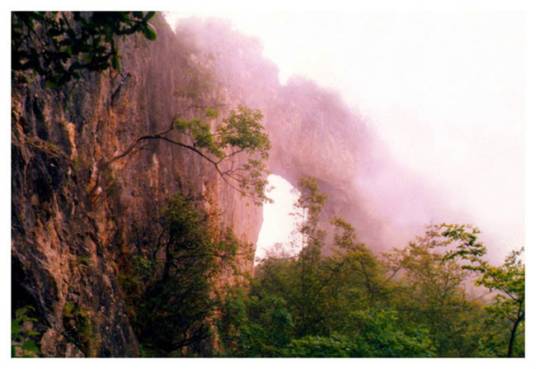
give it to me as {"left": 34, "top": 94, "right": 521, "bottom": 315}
{"left": 165, "top": 11, "right": 524, "bottom": 262}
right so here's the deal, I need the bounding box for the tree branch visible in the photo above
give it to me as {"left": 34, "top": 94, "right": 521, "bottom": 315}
{"left": 91, "top": 120, "right": 252, "bottom": 199}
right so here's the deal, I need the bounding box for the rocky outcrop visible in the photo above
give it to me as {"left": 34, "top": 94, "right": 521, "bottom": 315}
{"left": 179, "top": 19, "right": 428, "bottom": 252}
{"left": 12, "top": 15, "right": 261, "bottom": 357}
{"left": 12, "top": 14, "right": 437, "bottom": 357}
{"left": 183, "top": 18, "right": 445, "bottom": 252}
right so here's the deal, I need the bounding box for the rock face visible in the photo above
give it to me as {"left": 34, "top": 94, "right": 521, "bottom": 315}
{"left": 178, "top": 19, "right": 406, "bottom": 252}
{"left": 12, "top": 15, "right": 262, "bottom": 357}
{"left": 12, "top": 15, "right": 432, "bottom": 356}
{"left": 183, "top": 18, "right": 446, "bottom": 253}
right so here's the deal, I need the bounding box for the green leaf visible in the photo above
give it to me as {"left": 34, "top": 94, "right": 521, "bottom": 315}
{"left": 111, "top": 53, "right": 121, "bottom": 70}
{"left": 22, "top": 340, "right": 39, "bottom": 353}
{"left": 142, "top": 24, "right": 157, "bottom": 41}
{"left": 11, "top": 320, "right": 20, "bottom": 337}
{"left": 45, "top": 79, "right": 59, "bottom": 89}
{"left": 205, "top": 107, "right": 219, "bottom": 118}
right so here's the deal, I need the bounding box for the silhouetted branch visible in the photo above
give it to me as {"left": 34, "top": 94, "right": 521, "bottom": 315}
{"left": 91, "top": 120, "right": 248, "bottom": 198}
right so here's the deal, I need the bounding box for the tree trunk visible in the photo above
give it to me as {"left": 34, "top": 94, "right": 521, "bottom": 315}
{"left": 507, "top": 309, "right": 524, "bottom": 357}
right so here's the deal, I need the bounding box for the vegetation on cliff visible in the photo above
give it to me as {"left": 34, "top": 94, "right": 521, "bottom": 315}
{"left": 119, "top": 193, "right": 243, "bottom": 356}
{"left": 10, "top": 11, "right": 524, "bottom": 359}
{"left": 101, "top": 105, "right": 271, "bottom": 205}
{"left": 12, "top": 11, "right": 157, "bottom": 86}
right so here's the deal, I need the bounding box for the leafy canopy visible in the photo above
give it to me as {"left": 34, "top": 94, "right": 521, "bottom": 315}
{"left": 173, "top": 106, "right": 271, "bottom": 204}
{"left": 12, "top": 11, "right": 157, "bottom": 86}
{"left": 215, "top": 182, "right": 524, "bottom": 358}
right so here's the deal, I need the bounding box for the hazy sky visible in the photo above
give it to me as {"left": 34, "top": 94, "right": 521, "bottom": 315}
{"left": 255, "top": 175, "right": 300, "bottom": 261}
{"left": 165, "top": 11, "right": 525, "bottom": 260}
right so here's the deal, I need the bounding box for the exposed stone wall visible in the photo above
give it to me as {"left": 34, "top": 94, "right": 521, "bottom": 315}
{"left": 12, "top": 14, "right": 405, "bottom": 357}
{"left": 11, "top": 15, "right": 262, "bottom": 357}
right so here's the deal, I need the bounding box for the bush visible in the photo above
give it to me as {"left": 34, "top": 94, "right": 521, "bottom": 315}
{"left": 11, "top": 306, "right": 40, "bottom": 357}
{"left": 283, "top": 335, "right": 354, "bottom": 357}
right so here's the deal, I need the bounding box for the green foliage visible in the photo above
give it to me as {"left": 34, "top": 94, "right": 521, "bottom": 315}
{"left": 282, "top": 327, "right": 433, "bottom": 358}
{"left": 217, "top": 288, "right": 250, "bottom": 354}
{"left": 62, "top": 302, "right": 97, "bottom": 356}
{"left": 216, "top": 107, "right": 270, "bottom": 157}
{"left": 118, "top": 254, "right": 155, "bottom": 305}
{"left": 12, "top": 11, "right": 157, "bottom": 86}
{"left": 173, "top": 106, "right": 271, "bottom": 204}
{"left": 134, "top": 194, "right": 216, "bottom": 355}
{"left": 77, "top": 255, "right": 92, "bottom": 268}
{"left": 477, "top": 249, "right": 525, "bottom": 357}
{"left": 434, "top": 225, "right": 525, "bottom": 357}
{"left": 290, "top": 177, "right": 327, "bottom": 336}
{"left": 439, "top": 223, "right": 487, "bottom": 270}
{"left": 215, "top": 178, "right": 523, "bottom": 358}
{"left": 214, "top": 228, "right": 241, "bottom": 262}
{"left": 217, "top": 287, "right": 295, "bottom": 357}
{"left": 478, "top": 248, "right": 524, "bottom": 303}
{"left": 382, "top": 225, "right": 488, "bottom": 356}
{"left": 174, "top": 106, "right": 269, "bottom": 159}
{"left": 283, "top": 335, "right": 354, "bottom": 357}
{"left": 350, "top": 309, "right": 436, "bottom": 357}
{"left": 175, "top": 118, "right": 221, "bottom": 156}
{"left": 63, "top": 301, "right": 76, "bottom": 318}
{"left": 11, "top": 306, "right": 40, "bottom": 358}
{"left": 108, "top": 177, "right": 523, "bottom": 358}
{"left": 121, "top": 193, "right": 241, "bottom": 357}
{"left": 205, "top": 107, "right": 219, "bottom": 119}
{"left": 293, "top": 176, "right": 327, "bottom": 235}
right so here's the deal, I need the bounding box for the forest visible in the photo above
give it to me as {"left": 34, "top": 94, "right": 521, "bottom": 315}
{"left": 13, "top": 174, "right": 525, "bottom": 357}
{"left": 10, "top": 11, "right": 525, "bottom": 358}
{"left": 216, "top": 178, "right": 525, "bottom": 358}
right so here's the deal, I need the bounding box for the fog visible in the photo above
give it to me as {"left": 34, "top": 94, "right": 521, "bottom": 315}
{"left": 165, "top": 11, "right": 524, "bottom": 262}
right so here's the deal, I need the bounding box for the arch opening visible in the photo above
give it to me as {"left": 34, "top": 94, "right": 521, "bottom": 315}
{"left": 255, "top": 174, "right": 301, "bottom": 263}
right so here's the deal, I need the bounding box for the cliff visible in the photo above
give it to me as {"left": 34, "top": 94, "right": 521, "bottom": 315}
{"left": 12, "top": 15, "right": 262, "bottom": 356}
{"left": 12, "top": 15, "right": 434, "bottom": 357}
{"left": 177, "top": 19, "right": 417, "bottom": 251}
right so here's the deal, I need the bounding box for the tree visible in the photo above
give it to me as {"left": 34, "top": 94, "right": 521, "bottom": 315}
{"left": 389, "top": 224, "right": 525, "bottom": 357}
{"left": 12, "top": 11, "right": 156, "bottom": 86}
{"left": 13, "top": 13, "right": 272, "bottom": 205}
{"left": 291, "top": 177, "right": 327, "bottom": 336}
{"left": 480, "top": 249, "right": 524, "bottom": 357}
{"left": 350, "top": 309, "right": 436, "bottom": 357}
{"left": 382, "top": 224, "right": 483, "bottom": 356}
{"left": 283, "top": 335, "right": 354, "bottom": 357}
{"left": 125, "top": 193, "right": 241, "bottom": 356}
{"left": 11, "top": 306, "right": 40, "bottom": 357}
{"left": 98, "top": 106, "right": 271, "bottom": 205}
{"left": 440, "top": 226, "right": 525, "bottom": 357}
{"left": 330, "top": 217, "right": 385, "bottom": 305}
{"left": 217, "top": 218, "right": 523, "bottom": 358}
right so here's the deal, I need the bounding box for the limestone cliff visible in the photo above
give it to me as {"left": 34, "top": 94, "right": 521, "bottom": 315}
{"left": 178, "top": 19, "right": 412, "bottom": 252}
{"left": 182, "top": 18, "right": 444, "bottom": 252}
{"left": 12, "top": 14, "right": 434, "bottom": 357}
{"left": 12, "top": 15, "right": 261, "bottom": 357}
